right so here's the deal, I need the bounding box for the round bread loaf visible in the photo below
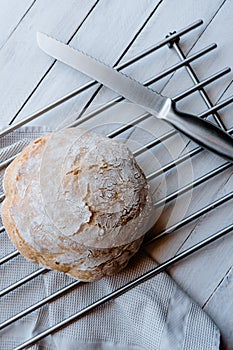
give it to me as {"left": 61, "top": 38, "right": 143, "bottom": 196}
{"left": 2, "top": 128, "right": 152, "bottom": 281}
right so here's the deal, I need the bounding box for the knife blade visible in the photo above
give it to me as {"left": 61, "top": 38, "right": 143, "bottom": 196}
{"left": 37, "top": 32, "right": 233, "bottom": 163}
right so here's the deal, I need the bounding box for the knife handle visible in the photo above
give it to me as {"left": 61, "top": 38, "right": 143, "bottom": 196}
{"left": 166, "top": 101, "right": 233, "bottom": 163}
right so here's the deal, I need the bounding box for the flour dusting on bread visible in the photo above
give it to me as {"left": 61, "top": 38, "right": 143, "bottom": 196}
{"left": 2, "top": 128, "right": 152, "bottom": 281}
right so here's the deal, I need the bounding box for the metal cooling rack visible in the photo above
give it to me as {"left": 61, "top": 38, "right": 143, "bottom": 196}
{"left": 1, "top": 19, "right": 233, "bottom": 349}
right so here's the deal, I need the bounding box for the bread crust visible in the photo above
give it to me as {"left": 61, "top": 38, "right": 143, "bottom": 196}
{"left": 2, "top": 128, "right": 151, "bottom": 281}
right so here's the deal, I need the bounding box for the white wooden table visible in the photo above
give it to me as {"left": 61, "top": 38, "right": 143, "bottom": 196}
{"left": 0, "top": 1, "right": 233, "bottom": 349}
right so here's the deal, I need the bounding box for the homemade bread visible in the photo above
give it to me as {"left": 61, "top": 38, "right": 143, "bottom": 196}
{"left": 2, "top": 128, "right": 152, "bottom": 281}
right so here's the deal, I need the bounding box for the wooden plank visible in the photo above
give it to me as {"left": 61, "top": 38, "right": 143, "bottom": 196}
{"left": 0, "top": 0, "right": 35, "bottom": 49}
{"left": 204, "top": 265, "right": 233, "bottom": 349}
{"left": 0, "top": 0, "right": 98, "bottom": 127}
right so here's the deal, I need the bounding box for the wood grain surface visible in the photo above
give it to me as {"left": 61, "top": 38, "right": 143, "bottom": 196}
{"left": 0, "top": 1, "right": 232, "bottom": 348}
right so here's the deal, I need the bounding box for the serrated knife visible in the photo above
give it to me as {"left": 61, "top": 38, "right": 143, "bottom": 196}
{"left": 37, "top": 32, "right": 233, "bottom": 163}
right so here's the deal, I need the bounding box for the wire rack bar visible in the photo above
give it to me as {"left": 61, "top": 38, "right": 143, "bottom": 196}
{"left": 173, "top": 67, "right": 231, "bottom": 101}
{"left": 172, "top": 41, "right": 226, "bottom": 129}
{"left": 0, "top": 268, "right": 48, "bottom": 298}
{"left": 148, "top": 192, "right": 233, "bottom": 243}
{"left": 0, "top": 280, "right": 82, "bottom": 330}
{"left": 154, "top": 161, "right": 232, "bottom": 208}
{"left": 0, "top": 251, "right": 19, "bottom": 265}
{"left": 0, "top": 154, "right": 20, "bottom": 170}
{"left": 200, "top": 95, "right": 233, "bottom": 119}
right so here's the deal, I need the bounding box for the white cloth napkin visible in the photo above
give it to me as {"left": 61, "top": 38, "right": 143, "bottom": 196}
{"left": 0, "top": 127, "right": 220, "bottom": 350}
